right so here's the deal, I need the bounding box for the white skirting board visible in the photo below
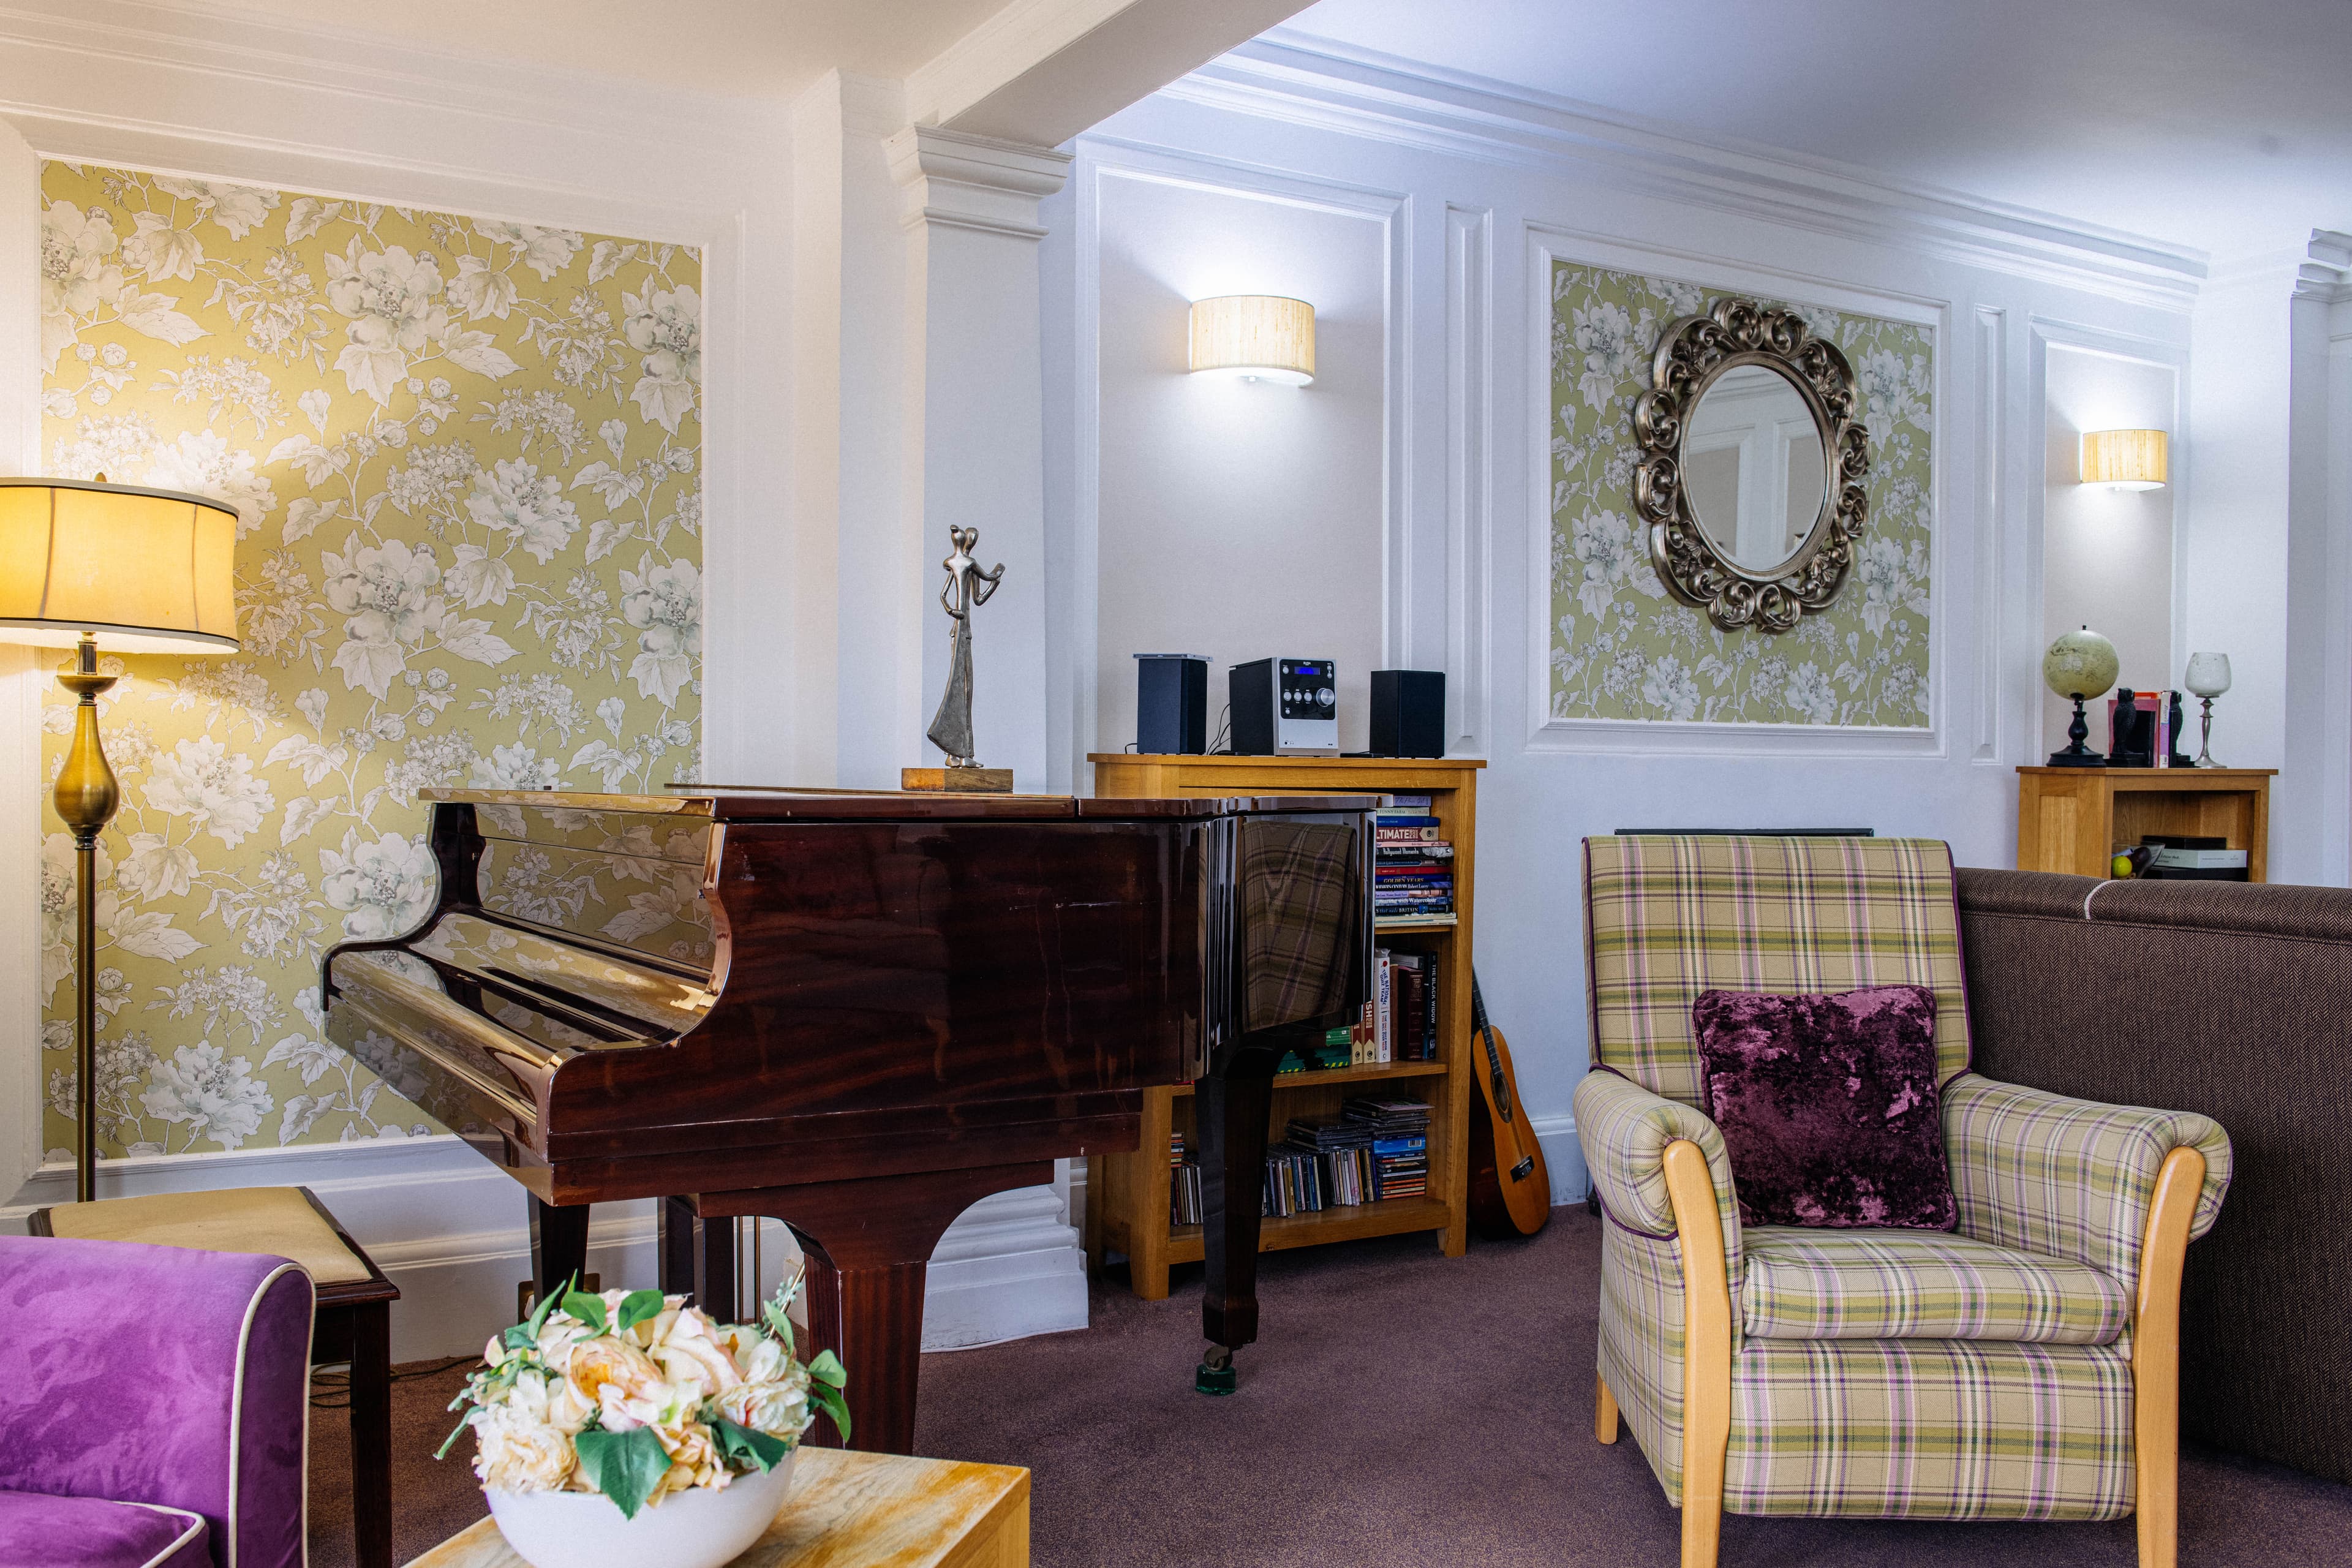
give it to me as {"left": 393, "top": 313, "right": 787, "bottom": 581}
{"left": 1531, "top": 1114, "right": 1589, "bottom": 1205}
{"left": 2, "top": 1136, "right": 1090, "bottom": 1361}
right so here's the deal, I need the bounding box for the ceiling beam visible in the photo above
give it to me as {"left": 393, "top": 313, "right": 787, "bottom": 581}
{"left": 908, "top": 0, "right": 1311, "bottom": 148}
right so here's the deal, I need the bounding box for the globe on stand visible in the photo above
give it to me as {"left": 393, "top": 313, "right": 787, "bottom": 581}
{"left": 2043, "top": 625, "right": 2119, "bottom": 767}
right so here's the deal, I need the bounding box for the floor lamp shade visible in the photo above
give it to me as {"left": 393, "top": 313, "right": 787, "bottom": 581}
{"left": 0, "top": 477, "right": 239, "bottom": 1204}
{"left": 0, "top": 478, "right": 240, "bottom": 652}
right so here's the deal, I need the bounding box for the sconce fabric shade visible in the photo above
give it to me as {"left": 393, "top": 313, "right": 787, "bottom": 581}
{"left": 1189, "top": 295, "right": 1315, "bottom": 385}
{"left": 2081, "top": 429, "right": 2168, "bottom": 491}
{"left": 0, "top": 478, "right": 240, "bottom": 653}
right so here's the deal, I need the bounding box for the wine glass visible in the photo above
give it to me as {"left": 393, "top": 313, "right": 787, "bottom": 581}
{"left": 2184, "top": 653, "right": 2231, "bottom": 767}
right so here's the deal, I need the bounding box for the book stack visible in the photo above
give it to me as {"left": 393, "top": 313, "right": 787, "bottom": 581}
{"left": 1345, "top": 1095, "right": 1431, "bottom": 1200}
{"left": 1374, "top": 794, "right": 1456, "bottom": 925}
{"left": 2139, "top": 835, "right": 2250, "bottom": 881}
{"left": 1360, "top": 947, "right": 1439, "bottom": 1063}
{"left": 1169, "top": 1133, "right": 1203, "bottom": 1226}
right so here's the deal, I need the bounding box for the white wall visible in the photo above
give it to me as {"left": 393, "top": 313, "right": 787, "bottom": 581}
{"left": 1094, "top": 175, "right": 1386, "bottom": 753}
{"left": 1046, "top": 39, "right": 2204, "bottom": 1191}
{"left": 2040, "top": 346, "right": 2178, "bottom": 751}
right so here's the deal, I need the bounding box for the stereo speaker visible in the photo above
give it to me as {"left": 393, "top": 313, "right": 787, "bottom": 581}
{"left": 1370, "top": 669, "right": 1446, "bottom": 758}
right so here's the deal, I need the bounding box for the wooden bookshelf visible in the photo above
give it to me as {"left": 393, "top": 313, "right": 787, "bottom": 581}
{"left": 2016, "top": 766, "right": 2275, "bottom": 881}
{"left": 1084, "top": 753, "right": 1483, "bottom": 1300}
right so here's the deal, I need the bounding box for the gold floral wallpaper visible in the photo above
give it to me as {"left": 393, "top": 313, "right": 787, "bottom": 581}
{"left": 37, "top": 162, "right": 702, "bottom": 1158}
{"left": 1548, "top": 260, "right": 1934, "bottom": 725}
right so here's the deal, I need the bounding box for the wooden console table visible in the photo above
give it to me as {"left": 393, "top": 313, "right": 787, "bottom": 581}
{"left": 2016, "top": 766, "right": 2276, "bottom": 881}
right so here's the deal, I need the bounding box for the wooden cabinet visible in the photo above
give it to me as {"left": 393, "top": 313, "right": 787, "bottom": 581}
{"left": 2016, "top": 766, "right": 2275, "bottom": 881}
{"left": 1084, "top": 753, "right": 1483, "bottom": 1300}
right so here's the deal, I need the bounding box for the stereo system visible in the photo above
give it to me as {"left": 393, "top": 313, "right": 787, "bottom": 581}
{"left": 1229, "top": 657, "right": 1339, "bottom": 756}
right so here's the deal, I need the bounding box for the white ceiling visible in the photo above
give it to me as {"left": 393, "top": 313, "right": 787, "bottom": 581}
{"left": 1285, "top": 0, "right": 2352, "bottom": 263}
{"left": 204, "top": 0, "right": 1015, "bottom": 102}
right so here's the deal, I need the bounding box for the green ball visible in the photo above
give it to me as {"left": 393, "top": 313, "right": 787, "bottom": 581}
{"left": 2043, "top": 626, "right": 2119, "bottom": 701}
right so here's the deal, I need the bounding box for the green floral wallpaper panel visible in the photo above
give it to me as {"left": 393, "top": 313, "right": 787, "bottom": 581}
{"left": 36, "top": 162, "right": 702, "bottom": 1158}
{"left": 1548, "top": 260, "right": 1934, "bottom": 725}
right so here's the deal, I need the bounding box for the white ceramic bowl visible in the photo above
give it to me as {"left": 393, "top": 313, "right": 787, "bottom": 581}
{"left": 486, "top": 1456, "right": 794, "bottom": 1568}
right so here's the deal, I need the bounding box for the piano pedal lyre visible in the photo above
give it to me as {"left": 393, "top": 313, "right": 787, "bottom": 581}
{"left": 1195, "top": 1342, "right": 1238, "bottom": 1396}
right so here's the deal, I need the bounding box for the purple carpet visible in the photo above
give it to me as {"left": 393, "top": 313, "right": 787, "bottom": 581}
{"left": 309, "top": 1207, "right": 2352, "bottom": 1566}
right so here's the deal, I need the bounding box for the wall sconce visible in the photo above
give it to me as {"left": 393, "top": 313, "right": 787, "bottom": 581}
{"left": 1188, "top": 295, "right": 1314, "bottom": 385}
{"left": 2080, "top": 428, "right": 2168, "bottom": 491}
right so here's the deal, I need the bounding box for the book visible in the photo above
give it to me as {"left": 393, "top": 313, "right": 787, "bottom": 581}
{"left": 1376, "top": 840, "right": 1453, "bottom": 859}
{"left": 2150, "top": 846, "right": 2246, "bottom": 870}
{"left": 1374, "top": 948, "right": 1393, "bottom": 1063}
{"left": 1372, "top": 812, "right": 1442, "bottom": 827}
{"left": 1376, "top": 825, "right": 1441, "bottom": 843}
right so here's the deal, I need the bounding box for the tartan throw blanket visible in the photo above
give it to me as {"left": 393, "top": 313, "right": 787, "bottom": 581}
{"left": 1585, "top": 835, "right": 1970, "bottom": 1106}
{"left": 1943, "top": 1071, "right": 2232, "bottom": 1298}
{"left": 1741, "top": 1227, "right": 2130, "bottom": 1344}
{"left": 1238, "top": 818, "right": 1362, "bottom": 1032}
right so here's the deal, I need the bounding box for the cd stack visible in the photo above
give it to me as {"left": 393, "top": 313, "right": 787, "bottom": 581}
{"left": 1344, "top": 1096, "right": 1432, "bottom": 1200}
{"left": 1284, "top": 1115, "right": 1378, "bottom": 1206}
{"left": 1169, "top": 1134, "right": 1203, "bottom": 1226}
{"left": 1373, "top": 794, "right": 1455, "bottom": 924}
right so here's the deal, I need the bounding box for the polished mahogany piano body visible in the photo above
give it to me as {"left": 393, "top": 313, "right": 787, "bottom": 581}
{"left": 321, "top": 786, "right": 1373, "bottom": 1450}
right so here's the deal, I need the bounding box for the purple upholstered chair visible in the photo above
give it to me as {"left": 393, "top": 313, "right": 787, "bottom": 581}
{"left": 0, "top": 1234, "right": 314, "bottom": 1568}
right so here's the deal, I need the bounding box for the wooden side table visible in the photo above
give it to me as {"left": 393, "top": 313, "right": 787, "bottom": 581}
{"left": 410, "top": 1448, "right": 1031, "bottom": 1568}
{"left": 34, "top": 1185, "right": 401, "bottom": 1568}
{"left": 2015, "top": 766, "right": 2277, "bottom": 881}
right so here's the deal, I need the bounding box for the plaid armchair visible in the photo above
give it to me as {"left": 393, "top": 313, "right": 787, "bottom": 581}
{"left": 1574, "top": 836, "right": 2230, "bottom": 1568}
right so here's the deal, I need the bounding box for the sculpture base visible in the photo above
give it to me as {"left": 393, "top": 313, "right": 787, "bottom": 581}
{"left": 2045, "top": 750, "right": 2108, "bottom": 767}
{"left": 902, "top": 767, "right": 1014, "bottom": 794}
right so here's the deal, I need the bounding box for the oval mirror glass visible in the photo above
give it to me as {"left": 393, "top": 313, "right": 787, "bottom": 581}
{"left": 1681, "top": 362, "right": 1830, "bottom": 575}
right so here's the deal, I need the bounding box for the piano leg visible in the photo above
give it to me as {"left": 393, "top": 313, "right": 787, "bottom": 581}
{"left": 1196, "top": 1042, "right": 1282, "bottom": 1394}
{"left": 528, "top": 1196, "right": 590, "bottom": 1308}
{"left": 658, "top": 1197, "right": 740, "bottom": 1317}
{"left": 702, "top": 1159, "right": 1053, "bottom": 1456}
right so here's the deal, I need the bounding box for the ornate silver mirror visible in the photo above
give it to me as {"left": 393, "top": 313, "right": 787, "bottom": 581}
{"left": 1633, "top": 297, "right": 1869, "bottom": 632}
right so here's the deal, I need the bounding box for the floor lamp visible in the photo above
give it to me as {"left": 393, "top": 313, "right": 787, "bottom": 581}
{"left": 0, "top": 478, "right": 240, "bottom": 1202}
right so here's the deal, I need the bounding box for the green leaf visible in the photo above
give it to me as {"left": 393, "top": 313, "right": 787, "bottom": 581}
{"left": 762, "top": 1297, "right": 797, "bottom": 1357}
{"left": 808, "top": 1381, "right": 852, "bottom": 1445}
{"left": 573, "top": 1426, "right": 671, "bottom": 1520}
{"left": 807, "top": 1349, "right": 848, "bottom": 1389}
{"left": 562, "top": 1287, "right": 608, "bottom": 1335}
{"left": 525, "top": 1273, "right": 574, "bottom": 1338}
{"left": 500, "top": 1323, "right": 537, "bottom": 1352}
{"left": 614, "top": 1289, "right": 665, "bottom": 1336}
{"left": 710, "top": 1416, "right": 791, "bottom": 1474}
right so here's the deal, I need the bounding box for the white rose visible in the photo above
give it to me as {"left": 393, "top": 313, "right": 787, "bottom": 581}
{"left": 472, "top": 1403, "right": 575, "bottom": 1494}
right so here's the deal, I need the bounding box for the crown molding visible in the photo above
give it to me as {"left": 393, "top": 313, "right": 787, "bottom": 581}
{"left": 887, "top": 124, "right": 1072, "bottom": 239}
{"left": 2295, "top": 228, "right": 2352, "bottom": 305}
{"left": 1164, "top": 32, "right": 2209, "bottom": 313}
{"left": 0, "top": 0, "right": 776, "bottom": 152}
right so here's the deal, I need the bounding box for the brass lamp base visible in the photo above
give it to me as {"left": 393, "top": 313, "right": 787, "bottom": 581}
{"left": 55, "top": 635, "right": 120, "bottom": 1204}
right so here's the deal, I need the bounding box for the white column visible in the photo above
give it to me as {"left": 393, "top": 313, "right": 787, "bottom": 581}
{"left": 884, "top": 127, "right": 1072, "bottom": 791}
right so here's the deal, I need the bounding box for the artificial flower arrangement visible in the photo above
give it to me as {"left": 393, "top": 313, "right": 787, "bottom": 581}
{"left": 439, "top": 1270, "right": 850, "bottom": 1520}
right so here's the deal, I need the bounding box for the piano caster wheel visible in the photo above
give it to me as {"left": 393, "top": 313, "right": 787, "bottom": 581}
{"left": 1194, "top": 1343, "right": 1238, "bottom": 1396}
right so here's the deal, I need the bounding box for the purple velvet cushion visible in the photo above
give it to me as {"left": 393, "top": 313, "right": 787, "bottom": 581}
{"left": 1692, "top": 984, "right": 1958, "bottom": 1231}
{"left": 0, "top": 1491, "right": 210, "bottom": 1567}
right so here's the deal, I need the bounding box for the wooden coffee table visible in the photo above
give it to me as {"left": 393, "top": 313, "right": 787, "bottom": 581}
{"left": 409, "top": 1448, "right": 1029, "bottom": 1568}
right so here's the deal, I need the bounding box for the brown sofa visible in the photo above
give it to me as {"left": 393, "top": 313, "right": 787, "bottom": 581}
{"left": 1956, "top": 866, "right": 2352, "bottom": 1485}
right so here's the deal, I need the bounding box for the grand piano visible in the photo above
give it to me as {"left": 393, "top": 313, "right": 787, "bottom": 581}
{"left": 320, "top": 785, "right": 1374, "bottom": 1450}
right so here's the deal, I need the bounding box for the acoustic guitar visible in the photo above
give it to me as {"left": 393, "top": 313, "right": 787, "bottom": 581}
{"left": 1466, "top": 973, "right": 1550, "bottom": 1238}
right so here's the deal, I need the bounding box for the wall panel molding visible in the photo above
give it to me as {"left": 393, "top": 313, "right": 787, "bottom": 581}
{"left": 1443, "top": 203, "right": 1491, "bottom": 752}
{"left": 1972, "top": 305, "right": 2008, "bottom": 763}
{"left": 1521, "top": 222, "right": 1950, "bottom": 758}
{"left": 1059, "top": 135, "right": 1410, "bottom": 782}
